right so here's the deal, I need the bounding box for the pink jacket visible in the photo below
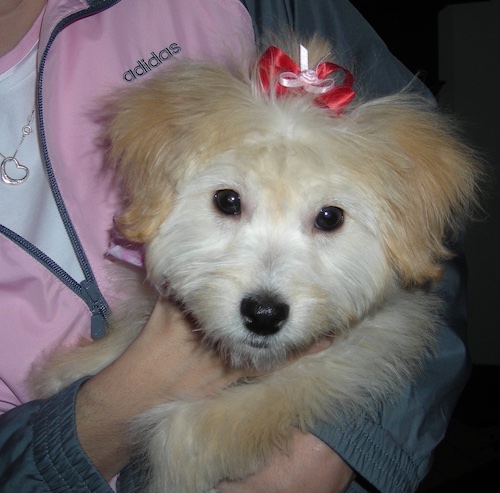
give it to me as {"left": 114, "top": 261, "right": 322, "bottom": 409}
{"left": 0, "top": 0, "right": 255, "bottom": 413}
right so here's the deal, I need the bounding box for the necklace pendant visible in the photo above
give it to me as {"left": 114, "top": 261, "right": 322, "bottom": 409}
{"left": 1, "top": 156, "right": 30, "bottom": 185}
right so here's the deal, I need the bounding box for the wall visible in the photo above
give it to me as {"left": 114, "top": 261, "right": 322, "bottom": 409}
{"left": 439, "top": 0, "right": 500, "bottom": 364}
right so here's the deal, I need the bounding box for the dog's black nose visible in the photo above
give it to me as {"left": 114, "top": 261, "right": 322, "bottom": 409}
{"left": 240, "top": 295, "right": 289, "bottom": 336}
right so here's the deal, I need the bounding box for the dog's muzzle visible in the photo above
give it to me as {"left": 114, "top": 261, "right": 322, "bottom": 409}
{"left": 240, "top": 294, "right": 290, "bottom": 336}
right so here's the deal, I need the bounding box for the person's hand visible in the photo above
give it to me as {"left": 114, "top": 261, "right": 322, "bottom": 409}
{"left": 217, "top": 429, "right": 355, "bottom": 493}
{"left": 75, "top": 298, "right": 250, "bottom": 480}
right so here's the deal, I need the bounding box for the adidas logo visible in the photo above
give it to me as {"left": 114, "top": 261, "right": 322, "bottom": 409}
{"left": 123, "top": 43, "right": 181, "bottom": 82}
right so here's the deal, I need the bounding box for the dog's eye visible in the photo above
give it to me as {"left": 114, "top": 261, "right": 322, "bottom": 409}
{"left": 213, "top": 189, "right": 241, "bottom": 215}
{"left": 315, "top": 206, "right": 344, "bottom": 231}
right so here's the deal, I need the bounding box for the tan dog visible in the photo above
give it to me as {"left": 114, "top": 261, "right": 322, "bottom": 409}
{"left": 31, "top": 35, "right": 482, "bottom": 493}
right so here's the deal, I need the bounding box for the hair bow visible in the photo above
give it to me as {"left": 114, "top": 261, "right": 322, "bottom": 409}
{"left": 257, "top": 45, "right": 355, "bottom": 113}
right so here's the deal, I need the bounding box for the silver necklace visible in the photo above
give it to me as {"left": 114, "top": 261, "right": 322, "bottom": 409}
{"left": 1, "top": 105, "right": 36, "bottom": 185}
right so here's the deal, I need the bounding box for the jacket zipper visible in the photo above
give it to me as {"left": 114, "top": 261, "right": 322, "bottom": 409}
{"left": 0, "top": 225, "right": 108, "bottom": 339}
{"left": 0, "top": 0, "right": 123, "bottom": 338}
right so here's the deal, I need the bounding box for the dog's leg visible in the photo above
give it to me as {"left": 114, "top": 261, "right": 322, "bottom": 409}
{"left": 27, "top": 311, "right": 148, "bottom": 399}
{"left": 28, "top": 282, "right": 156, "bottom": 398}
{"left": 132, "top": 360, "right": 333, "bottom": 493}
{"left": 27, "top": 324, "right": 136, "bottom": 398}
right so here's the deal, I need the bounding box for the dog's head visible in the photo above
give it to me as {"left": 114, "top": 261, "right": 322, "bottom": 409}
{"left": 107, "top": 37, "right": 482, "bottom": 370}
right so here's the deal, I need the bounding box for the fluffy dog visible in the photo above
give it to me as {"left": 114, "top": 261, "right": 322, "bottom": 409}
{"left": 31, "top": 35, "right": 481, "bottom": 493}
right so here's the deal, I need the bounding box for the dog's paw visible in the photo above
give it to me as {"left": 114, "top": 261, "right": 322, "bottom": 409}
{"left": 133, "top": 401, "right": 230, "bottom": 493}
{"left": 27, "top": 334, "right": 129, "bottom": 398}
{"left": 134, "top": 377, "right": 305, "bottom": 493}
{"left": 27, "top": 346, "right": 95, "bottom": 398}
{"left": 27, "top": 367, "right": 78, "bottom": 399}
{"left": 27, "top": 319, "right": 144, "bottom": 399}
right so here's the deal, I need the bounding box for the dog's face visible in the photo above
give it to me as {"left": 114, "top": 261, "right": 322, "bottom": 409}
{"left": 145, "top": 131, "right": 392, "bottom": 370}
{"left": 107, "top": 48, "right": 481, "bottom": 371}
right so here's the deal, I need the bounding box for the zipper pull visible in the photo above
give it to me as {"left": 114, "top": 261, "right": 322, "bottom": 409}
{"left": 90, "top": 312, "right": 106, "bottom": 340}
{"left": 81, "top": 280, "right": 108, "bottom": 339}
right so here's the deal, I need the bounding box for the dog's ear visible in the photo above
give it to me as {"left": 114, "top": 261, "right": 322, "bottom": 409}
{"left": 353, "top": 98, "right": 482, "bottom": 286}
{"left": 106, "top": 62, "right": 252, "bottom": 243}
{"left": 106, "top": 74, "right": 192, "bottom": 243}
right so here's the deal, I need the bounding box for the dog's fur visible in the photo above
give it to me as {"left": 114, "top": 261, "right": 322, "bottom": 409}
{"left": 30, "top": 35, "right": 482, "bottom": 493}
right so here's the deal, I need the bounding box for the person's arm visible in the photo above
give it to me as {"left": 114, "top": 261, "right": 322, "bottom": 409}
{"left": 0, "top": 299, "right": 250, "bottom": 492}
{"left": 0, "top": 379, "right": 113, "bottom": 493}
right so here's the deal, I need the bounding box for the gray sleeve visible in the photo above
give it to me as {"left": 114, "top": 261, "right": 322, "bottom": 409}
{"left": 239, "top": 0, "right": 434, "bottom": 100}
{"left": 0, "top": 378, "right": 114, "bottom": 493}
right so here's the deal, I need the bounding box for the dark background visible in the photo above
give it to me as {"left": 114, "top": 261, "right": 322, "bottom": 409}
{"left": 348, "top": 0, "right": 500, "bottom": 366}
{"left": 350, "top": 1, "right": 500, "bottom": 490}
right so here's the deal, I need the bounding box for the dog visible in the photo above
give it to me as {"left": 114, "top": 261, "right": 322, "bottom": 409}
{"left": 30, "top": 34, "right": 482, "bottom": 493}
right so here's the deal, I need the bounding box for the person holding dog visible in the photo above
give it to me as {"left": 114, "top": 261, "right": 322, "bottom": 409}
{"left": 0, "top": 1, "right": 470, "bottom": 492}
